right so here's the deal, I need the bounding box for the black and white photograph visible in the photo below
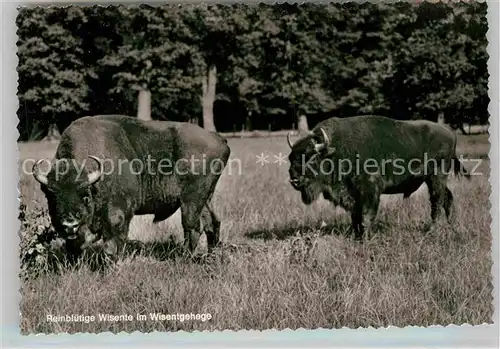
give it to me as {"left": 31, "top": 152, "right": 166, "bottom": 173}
{"left": 16, "top": 2, "right": 493, "bottom": 334}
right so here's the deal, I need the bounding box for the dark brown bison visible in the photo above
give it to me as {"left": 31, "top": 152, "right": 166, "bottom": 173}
{"left": 32, "top": 115, "right": 230, "bottom": 259}
{"left": 287, "top": 115, "right": 470, "bottom": 240}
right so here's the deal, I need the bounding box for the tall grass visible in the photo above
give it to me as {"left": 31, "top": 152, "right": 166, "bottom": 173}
{"left": 18, "top": 134, "right": 493, "bottom": 333}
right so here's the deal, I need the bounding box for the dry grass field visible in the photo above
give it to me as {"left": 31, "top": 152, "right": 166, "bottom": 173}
{"left": 18, "top": 133, "right": 493, "bottom": 334}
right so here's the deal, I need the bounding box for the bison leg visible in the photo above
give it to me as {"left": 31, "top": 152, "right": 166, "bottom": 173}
{"left": 443, "top": 187, "right": 455, "bottom": 224}
{"left": 180, "top": 190, "right": 213, "bottom": 255}
{"left": 361, "top": 198, "right": 380, "bottom": 240}
{"left": 350, "top": 196, "right": 380, "bottom": 240}
{"left": 180, "top": 170, "right": 224, "bottom": 255}
{"left": 350, "top": 179, "right": 381, "bottom": 240}
{"left": 180, "top": 202, "right": 203, "bottom": 254}
{"left": 200, "top": 204, "right": 221, "bottom": 252}
{"left": 181, "top": 201, "right": 221, "bottom": 255}
{"left": 350, "top": 206, "right": 363, "bottom": 240}
{"left": 425, "top": 176, "right": 447, "bottom": 229}
{"left": 101, "top": 206, "right": 132, "bottom": 261}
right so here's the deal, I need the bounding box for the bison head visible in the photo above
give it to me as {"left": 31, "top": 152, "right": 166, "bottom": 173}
{"left": 287, "top": 128, "right": 336, "bottom": 205}
{"left": 32, "top": 156, "right": 103, "bottom": 241}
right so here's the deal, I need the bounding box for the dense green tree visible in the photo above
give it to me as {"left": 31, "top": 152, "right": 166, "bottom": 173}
{"left": 179, "top": 4, "right": 254, "bottom": 130}
{"left": 99, "top": 5, "right": 205, "bottom": 123}
{"left": 17, "top": 7, "right": 90, "bottom": 139}
{"left": 380, "top": 2, "right": 489, "bottom": 130}
{"left": 16, "top": 3, "right": 490, "bottom": 139}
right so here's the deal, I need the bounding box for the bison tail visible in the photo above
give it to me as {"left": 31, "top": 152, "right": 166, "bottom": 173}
{"left": 452, "top": 156, "right": 471, "bottom": 180}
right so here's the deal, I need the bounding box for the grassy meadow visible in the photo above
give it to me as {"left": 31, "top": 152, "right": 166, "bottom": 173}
{"left": 18, "top": 133, "right": 493, "bottom": 333}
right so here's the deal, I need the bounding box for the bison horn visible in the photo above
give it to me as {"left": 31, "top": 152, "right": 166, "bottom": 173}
{"left": 314, "top": 128, "right": 330, "bottom": 152}
{"left": 87, "top": 156, "right": 103, "bottom": 185}
{"left": 320, "top": 128, "right": 330, "bottom": 146}
{"left": 287, "top": 131, "right": 294, "bottom": 148}
{"left": 32, "top": 159, "right": 49, "bottom": 185}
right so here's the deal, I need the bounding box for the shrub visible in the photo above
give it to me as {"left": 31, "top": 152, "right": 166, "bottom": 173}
{"left": 19, "top": 203, "right": 65, "bottom": 280}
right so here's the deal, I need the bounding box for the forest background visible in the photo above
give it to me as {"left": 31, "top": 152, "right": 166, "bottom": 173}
{"left": 16, "top": 2, "right": 489, "bottom": 141}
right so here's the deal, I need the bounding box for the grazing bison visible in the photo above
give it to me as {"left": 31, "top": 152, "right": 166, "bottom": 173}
{"left": 286, "top": 115, "right": 470, "bottom": 240}
{"left": 32, "top": 115, "right": 230, "bottom": 259}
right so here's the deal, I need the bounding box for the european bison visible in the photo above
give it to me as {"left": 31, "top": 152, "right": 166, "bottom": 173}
{"left": 32, "top": 115, "right": 230, "bottom": 259}
{"left": 287, "top": 115, "right": 470, "bottom": 239}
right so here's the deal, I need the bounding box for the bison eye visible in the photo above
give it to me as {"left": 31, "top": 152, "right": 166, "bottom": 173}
{"left": 82, "top": 196, "right": 90, "bottom": 205}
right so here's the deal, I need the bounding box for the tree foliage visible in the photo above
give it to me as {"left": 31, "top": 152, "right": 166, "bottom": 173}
{"left": 16, "top": 3, "right": 489, "bottom": 140}
{"left": 17, "top": 7, "right": 91, "bottom": 138}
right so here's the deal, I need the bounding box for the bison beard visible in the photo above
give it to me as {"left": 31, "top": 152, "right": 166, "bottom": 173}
{"left": 300, "top": 182, "right": 323, "bottom": 205}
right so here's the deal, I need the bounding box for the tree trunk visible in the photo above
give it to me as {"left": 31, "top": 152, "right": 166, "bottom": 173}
{"left": 437, "top": 112, "right": 445, "bottom": 124}
{"left": 189, "top": 116, "right": 200, "bottom": 125}
{"left": 137, "top": 89, "right": 152, "bottom": 121}
{"left": 201, "top": 65, "right": 217, "bottom": 132}
{"left": 42, "top": 123, "right": 61, "bottom": 143}
{"left": 297, "top": 114, "right": 309, "bottom": 133}
{"left": 245, "top": 111, "right": 253, "bottom": 132}
{"left": 459, "top": 123, "right": 468, "bottom": 135}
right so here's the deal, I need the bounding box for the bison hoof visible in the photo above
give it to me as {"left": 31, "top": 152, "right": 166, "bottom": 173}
{"left": 353, "top": 234, "right": 364, "bottom": 243}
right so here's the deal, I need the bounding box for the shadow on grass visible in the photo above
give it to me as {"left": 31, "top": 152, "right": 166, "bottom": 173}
{"left": 243, "top": 218, "right": 415, "bottom": 242}
{"left": 121, "top": 238, "right": 237, "bottom": 268}
{"left": 115, "top": 236, "right": 231, "bottom": 266}
{"left": 244, "top": 220, "right": 354, "bottom": 241}
{"left": 121, "top": 236, "right": 185, "bottom": 262}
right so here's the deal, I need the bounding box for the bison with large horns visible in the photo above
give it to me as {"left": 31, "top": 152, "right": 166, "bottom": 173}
{"left": 286, "top": 115, "right": 470, "bottom": 240}
{"left": 33, "top": 115, "right": 231, "bottom": 259}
